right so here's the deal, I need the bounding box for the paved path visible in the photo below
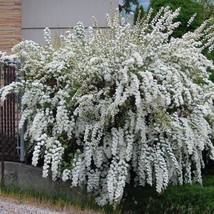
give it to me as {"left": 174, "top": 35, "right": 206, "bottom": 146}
{"left": 0, "top": 196, "right": 99, "bottom": 214}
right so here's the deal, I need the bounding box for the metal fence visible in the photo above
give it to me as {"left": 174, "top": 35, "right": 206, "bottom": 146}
{"left": 0, "top": 65, "right": 20, "bottom": 162}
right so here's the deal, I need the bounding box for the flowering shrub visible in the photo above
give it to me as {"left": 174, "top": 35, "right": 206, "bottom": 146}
{"left": 0, "top": 7, "right": 214, "bottom": 206}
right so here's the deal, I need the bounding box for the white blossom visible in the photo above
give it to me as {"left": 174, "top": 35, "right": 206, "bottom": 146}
{"left": 0, "top": 7, "right": 213, "bottom": 207}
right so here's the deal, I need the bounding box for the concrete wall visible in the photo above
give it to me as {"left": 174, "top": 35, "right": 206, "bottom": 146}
{"left": 22, "top": 0, "right": 118, "bottom": 43}
{"left": 0, "top": 0, "right": 21, "bottom": 52}
{"left": 0, "top": 161, "right": 87, "bottom": 201}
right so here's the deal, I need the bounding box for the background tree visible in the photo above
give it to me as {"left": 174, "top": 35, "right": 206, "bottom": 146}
{"left": 149, "top": 0, "right": 214, "bottom": 83}
{"left": 205, "top": 16, "right": 214, "bottom": 82}
{"left": 119, "top": 0, "right": 139, "bottom": 13}
{"left": 198, "top": 0, "right": 214, "bottom": 19}
{"left": 198, "top": 0, "right": 214, "bottom": 81}
{"left": 149, "top": 0, "right": 205, "bottom": 37}
{"left": 134, "top": 5, "right": 145, "bottom": 24}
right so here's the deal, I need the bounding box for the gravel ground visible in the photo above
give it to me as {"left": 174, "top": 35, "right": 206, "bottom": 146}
{"left": 0, "top": 196, "right": 99, "bottom": 214}
{"left": 0, "top": 198, "right": 65, "bottom": 214}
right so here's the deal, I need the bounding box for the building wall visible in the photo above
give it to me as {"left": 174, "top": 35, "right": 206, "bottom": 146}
{"left": 22, "top": 0, "right": 118, "bottom": 44}
{"left": 0, "top": 0, "right": 118, "bottom": 50}
{"left": 0, "top": 0, "right": 21, "bottom": 52}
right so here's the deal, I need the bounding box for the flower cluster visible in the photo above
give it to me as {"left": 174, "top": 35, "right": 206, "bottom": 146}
{"left": 0, "top": 7, "right": 214, "bottom": 206}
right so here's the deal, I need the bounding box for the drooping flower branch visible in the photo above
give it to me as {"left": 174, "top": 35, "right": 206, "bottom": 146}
{"left": 0, "top": 7, "right": 214, "bottom": 206}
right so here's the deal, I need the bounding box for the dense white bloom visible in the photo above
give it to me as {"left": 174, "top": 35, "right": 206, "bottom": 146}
{"left": 0, "top": 7, "right": 213, "bottom": 206}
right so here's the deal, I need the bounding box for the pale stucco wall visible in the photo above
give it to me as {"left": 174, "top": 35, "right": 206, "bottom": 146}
{"left": 22, "top": 0, "right": 118, "bottom": 44}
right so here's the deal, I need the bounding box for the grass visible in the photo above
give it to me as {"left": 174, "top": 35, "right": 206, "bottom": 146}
{"left": 0, "top": 174, "right": 214, "bottom": 214}
{"left": 0, "top": 184, "right": 113, "bottom": 214}
{"left": 120, "top": 174, "right": 214, "bottom": 214}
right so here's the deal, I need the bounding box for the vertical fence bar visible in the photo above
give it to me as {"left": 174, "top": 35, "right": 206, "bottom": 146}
{"left": 18, "top": 66, "right": 25, "bottom": 162}
{"left": 0, "top": 65, "right": 5, "bottom": 185}
{"left": 19, "top": 127, "right": 25, "bottom": 162}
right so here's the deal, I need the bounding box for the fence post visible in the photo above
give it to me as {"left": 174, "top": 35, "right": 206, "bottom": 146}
{"left": 19, "top": 127, "right": 25, "bottom": 162}
{"left": 18, "top": 58, "right": 25, "bottom": 162}
{"left": 0, "top": 66, "right": 5, "bottom": 185}
{"left": 1, "top": 153, "right": 4, "bottom": 186}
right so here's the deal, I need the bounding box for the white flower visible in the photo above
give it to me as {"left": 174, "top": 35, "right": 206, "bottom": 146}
{"left": 0, "top": 7, "right": 213, "bottom": 207}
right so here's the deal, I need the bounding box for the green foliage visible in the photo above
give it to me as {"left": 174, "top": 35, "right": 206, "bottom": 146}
{"left": 133, "top": 5, "right": 145, "bottom": 25}
{"left": 123, "top": 0, "right": 139, "bottom": 9}
{"left": 120, "top": 0, "right": 139, "bottom": 13}
{"left": 149, "top": 0, "right": 214, "bottom": 83}
{"left": 121, "top": 176, "right": 214, "bottom": 214}
{"left": 199, "top": 0, "right": 214, "bottom": 19}
{"left": 208, "top": 62, "right": 214, "bottom": 82}
{"left": 205, "top": 16, "right": 214, "bottom": 82}
{"left": 150, "top": 0, "right": 205, "bottom": 37}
